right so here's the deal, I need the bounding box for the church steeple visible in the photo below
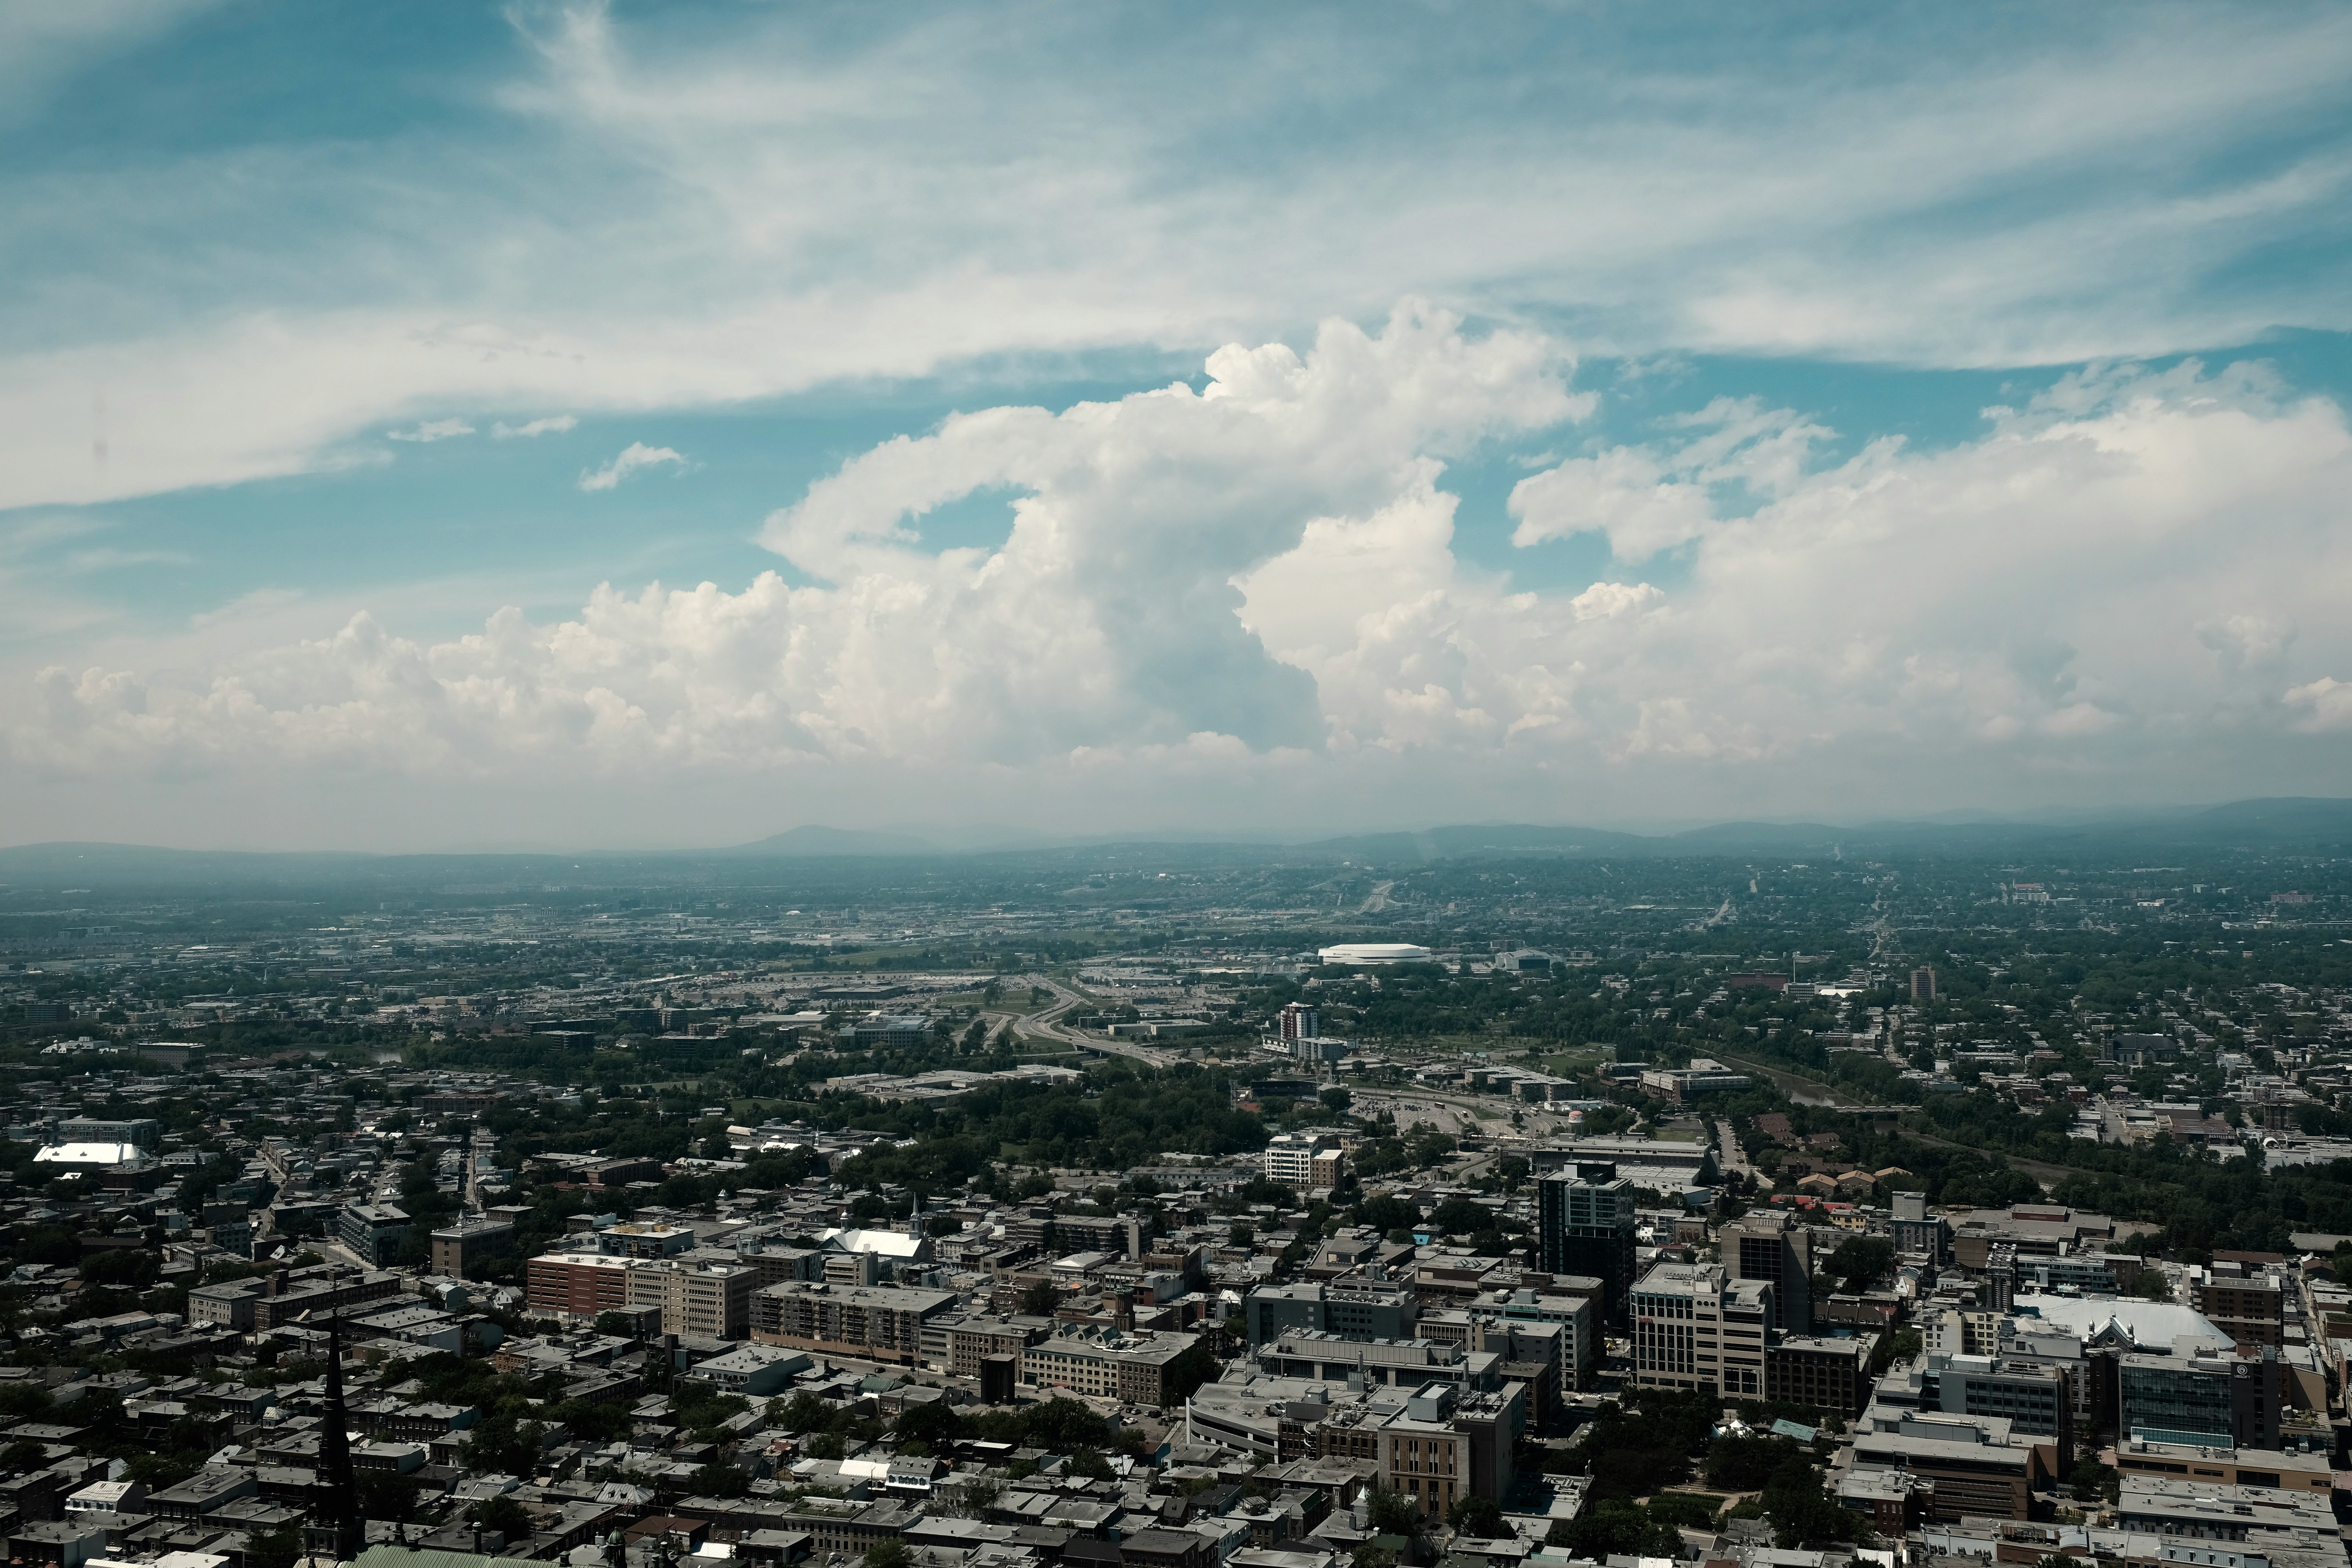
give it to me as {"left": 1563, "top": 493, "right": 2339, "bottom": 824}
{"left": 305, "top": 1281, "right": 363, "bottom": 1566}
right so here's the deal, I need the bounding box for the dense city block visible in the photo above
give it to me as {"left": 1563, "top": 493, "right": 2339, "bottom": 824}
{"left": 4, "top": 814, "right": 2352, "bottom": 1568}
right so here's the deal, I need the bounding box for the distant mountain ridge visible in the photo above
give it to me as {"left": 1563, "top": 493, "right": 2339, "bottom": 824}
{"left": 4, "top": 797, "right": 2349, "bottom": 887}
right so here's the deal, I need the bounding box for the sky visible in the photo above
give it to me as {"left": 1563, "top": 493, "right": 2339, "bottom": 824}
{"left": 6, "top": 0, "right": 2352, "bottom": 851}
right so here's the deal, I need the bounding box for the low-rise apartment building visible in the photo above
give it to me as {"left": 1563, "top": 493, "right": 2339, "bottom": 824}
{"left": 752, "top": 1281, "right": 958, "bottom": 1364}
{"left": 1020, "top": 1326, "right": 1207, "bottom": 1406}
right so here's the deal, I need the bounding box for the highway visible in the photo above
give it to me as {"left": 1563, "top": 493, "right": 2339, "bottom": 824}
{"left": 1002, "top": 975, "right": 1189, "bottom": 1067}
{"left": 1702, "top": 1048, "right": 2088, "bottom": 1190}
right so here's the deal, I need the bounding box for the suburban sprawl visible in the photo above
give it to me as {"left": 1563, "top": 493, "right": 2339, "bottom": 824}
{"left": 6, "top": 806, "right": 2352, "bottom": 1568}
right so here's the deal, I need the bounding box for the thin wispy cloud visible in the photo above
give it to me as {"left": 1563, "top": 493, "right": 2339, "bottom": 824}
{"left": 493, "top": 414, "right": 577, "bottom": 439}
{"left": 578, "top": 442, "right": 686, "bottom": 492}
{"left": 189, "top": 586, "right": 305, "bottom": 631}
{"left": 3, "top": 6, "right": 2351, "bottom": 509}
{"left": 386, "top": 419, "right": 475, "bottom": 443}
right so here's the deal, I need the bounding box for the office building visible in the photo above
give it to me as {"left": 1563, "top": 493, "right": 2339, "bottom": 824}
{"left": 2116, "top": 1477, "right": 2336, "bottom": 1540}
{"left": 595, "top": 1221, "right": 697, "bottom": 1259}
{"left": 1851, "top": 1409, "right": 2061, "bottom": 1521}
{"left": 2189, "top": 1266, "right": 2286, "bottom": 1348}
{"left": 1278, "top": 1003, "right": 1318, "bottom": 1044}
{"left": 1257, "top": 1328, "right": 1485, "bottom": 1390}
{"left": 1538, "top": 1163, "right": 1636, "bottom": 1325}
{"left": 2111, "top": 1436, "right": 2335, "bottom": 1495}
{"left": 1912, "top": 967, "right": 1937, "bottom": 1001}
{"left": 1263, "top": 1132, "right": 1345, "bottom": 1192}
{"left": 1054, "top": 1210, "right": 1152, "bottom": 1259}
{"left": 848, "top": 1013, "right": 931, "bottom": 1047}
{"left": 428, "top": 1218, "right": 517, "bottom": 1279}
{"left": 948, "top": 1318, "right": 1047, "bottom": 1376}
{"left": 1891, "top": 1192, "right": 1951, "bottom": 1264}
{"left": 1636, "top": 1060, "right": 1753, "bottom": 1105}
{"left": 1427, "top": 1285, "right": 1599, "bottom": 1390}
{"left": 1987, "top": 1245, "right": 2018, "bottom": 1313}
{"left": 2120, "top": 1343, "right": 2280, "bottom": 1451}
{"left": 526, "top": 1252, "right": 639, "bottom": 1322}
{"left": 1377, "top": 1381, "right": 1526, "bottom": 1520}
{"left": 656, "top": 1261, "right": 756, "bottom": 1340}
{"left": 1630, "top": 1261, "right": 1772, "bottom": 1399}
{"left": 1765, "top": 1333, "right": 1880, "bottom": 1419}
{"left": 1020, "top": 1327, "right": 1206, "bottom": 1405}
{"left": 684, "top": 1345, "right": 808, "bottom": 1399}
{"left": 1893, "top": 1351, "right": 2075, "bottom": 1459}
{"left": 338, "top": 1203, "right": 411, "bottom": 1267}
{"left": 56, "top": 1117, "right": 164, "bottom": 1151}
{"left": 1720, "top": 1208, "right": 1813, "bottom": 1332}
{"left": 1245, "top": 1281, "right": 1418, "bottom": 1346}
{"left": 1951, "top": 1205, "right": 2119, "bottom": 1269}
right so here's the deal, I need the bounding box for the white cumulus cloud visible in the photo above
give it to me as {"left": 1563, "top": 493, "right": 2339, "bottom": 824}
{"left": 10, "top": 313, "right": 2352, "bottom": 841}
{"left": 2285, "top": 677, "right": 2352, "bottom": 732}
{"left": 578, "top": 441, "right": 686, "bottom": 491}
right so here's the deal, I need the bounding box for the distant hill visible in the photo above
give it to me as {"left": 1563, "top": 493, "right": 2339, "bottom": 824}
{"left": 731, "top": 825, "right": 937, "bottom": 857}
{"left": 0, "top": 841, "right": 376, "bottom": 887}
{"left": 2115, "top": 797, "right": 2352, "bottom": 851}
{"left": 1289, "top": 824, "right": 1661, "bottom": 862}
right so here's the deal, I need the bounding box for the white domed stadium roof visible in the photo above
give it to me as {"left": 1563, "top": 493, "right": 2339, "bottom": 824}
{"left": 1318, "top": 943, "right": 1434, "bottom": 965}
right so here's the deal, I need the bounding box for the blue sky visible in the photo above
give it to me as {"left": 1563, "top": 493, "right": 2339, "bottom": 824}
{"left": 6, "top": 2, "right": 2352, "bottom": 849}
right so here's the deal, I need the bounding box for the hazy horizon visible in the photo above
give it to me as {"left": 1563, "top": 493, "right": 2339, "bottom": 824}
{"left": 7, "top": 5, "right": 2352, "bottom": 850}
{"left": 7, "top": 793, "right": 2348, "bottom": 860}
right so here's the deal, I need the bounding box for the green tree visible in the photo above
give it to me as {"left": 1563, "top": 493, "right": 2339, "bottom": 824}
{"left": 1644, "top": 1492, "right": 1722, "bottom": 1530}
{"left": 1354, "top": 1195, "right": 1419, "bottom": 1233}
{"left": 1363, "top": 1484, "right": 1426, "bottom": 1541}
{"left": 864, "top": 1540, "right": 914, "bottom": 1568}
{"left": 1019, "top": 1279, "right": 1062, "bottom": 1316}
{"left": 1704, "top": 1434, "right": 1804, "bottom": 1492}
{"left": 81, "top": 1248, "right": 160, "bottom": 1289}
{"left": 895, "top": 1399, "right": 967, "bottom": 1451}
{"left": 2067, "top": 1458, "right": 2120, "bottom": 1504}
{"left": 1430, "top": 1196, "right": 1492, "bottom": 1235}
{"left": 1761, "top": 1458, "right": 1866, "bottom": 1548}
{"left": 1448, "top": 1495, "right": 1505, "bottom": 1539}
{"left": 1824, "top": 1236, "right": 1895, "bottom": 1292}
{"left": 691, "top": 1462, "right": 750, "bottom": 1498}
{"left": 773, "top": 1390, "right": 843, "bottom": 1434}
{"left": 1549, "top": 1501, "right": 1677, "bottom": 1558}
{"left": 938, "top": 1475, "right": 1004, "bottom": 1518}
{"left": 357, "top": 1470, "right": 423, "bottom": 1529}
{"left": 466, "top": 1494, "right": 538, "bottom": 1543}
{"left": 247, "top": 1523, "right": 304, "bottom": 1568}
{"left": 463, "top": 1415, "right": 548, "bottom": 1477}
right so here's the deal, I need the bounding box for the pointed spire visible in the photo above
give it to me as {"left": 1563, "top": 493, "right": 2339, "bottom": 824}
{"left": 306, "top": 1274, "right": 362, "bottom": 1566}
